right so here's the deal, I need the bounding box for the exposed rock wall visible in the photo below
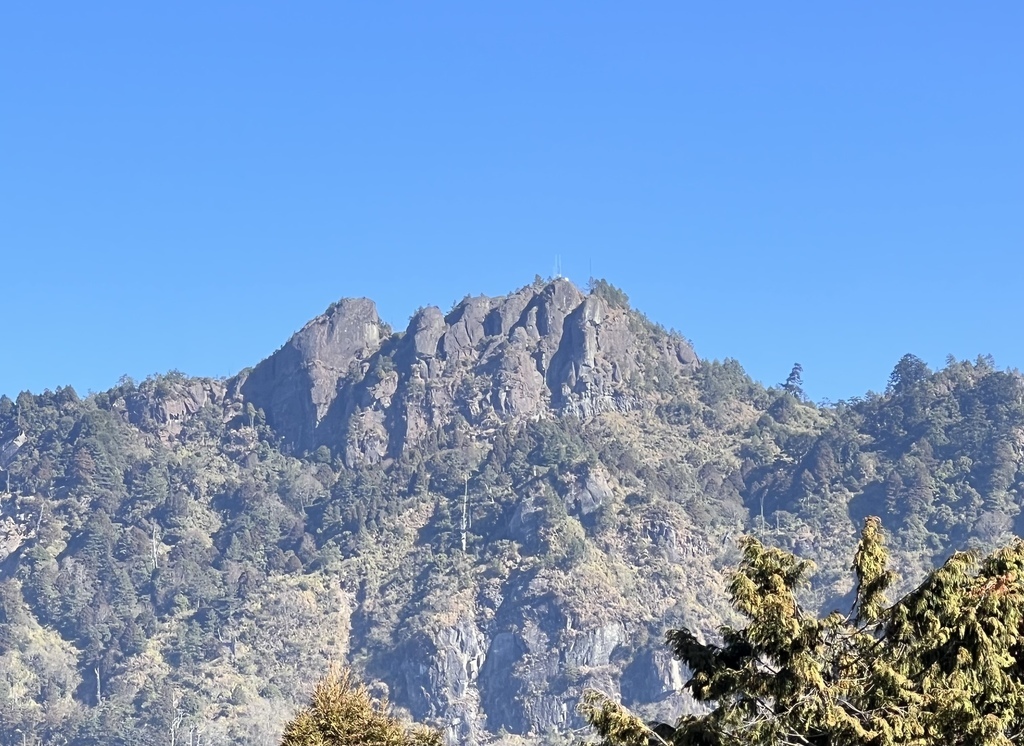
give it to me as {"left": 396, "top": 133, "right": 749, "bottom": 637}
{"left": 0, "top": 431, "right": 26, "bottom": 469}
{"left": 126, "top": 379, "right": 228, "bottom": 438}
{"left": 240, "top": 280, "right": 698, "bottom": 463}
{"left": 392, "top": 576, "right": 695, "bottom": 744}
{"left": 240, "top": 298, "right": 385, "bottom": 452}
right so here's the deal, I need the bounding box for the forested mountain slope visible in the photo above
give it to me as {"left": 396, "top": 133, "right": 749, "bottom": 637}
{"left": 1, "top": 278, "right": 1021, "bottom": 745}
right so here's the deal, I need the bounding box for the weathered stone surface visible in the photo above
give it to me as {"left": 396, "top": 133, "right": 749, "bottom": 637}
{"left": 484, "top": 286, "right": 534, "bottom": 337}
{"left": 621, "top": 647, "right": 688, "bottom": 706}
{"left": 490, "top": 340, "right": 546, "bottom": 418}
{"left": 507, "top": 488, "right": 545, "bottom": 550}
{"left": 579, "top": 468, "right": 614, "bottom": 515}
{"left": 472, "top": 582, "right": 635, "bottom": 737}
{"left": 240, "top": 298, "right": 383, "bottom": 452}
{"left": 442, "top": 297, "right": 492, "bottom": 360}
{"left": 126, "top": 379, "right": 226, "bottom": 439}
{"left": 402, "top": 616, "right": 488, "bottom": 745}
{"left": 236, "top": 278, "right": 698, "bottom": 464}
{"left": 0, "top": 432, "right": 26, "bottom": 469}
{"left": 0, "top": 514, "right": 27, "bottom": 563}
{"left": 394, "top": 592, "right": 640, "bottom": 743}
{"left": 406, "top": 306, "right": 446, "bottom": 359}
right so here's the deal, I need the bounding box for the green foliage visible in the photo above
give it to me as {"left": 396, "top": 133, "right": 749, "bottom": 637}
{"left": 588, "top": 278, "right": 631, "bottom": 309}
{"left": 579, "top": 691, "right": 660, "bottom": 746}
{"left": 280, "top": 667, "right": 441, "bottom": 746}
{"left": 782, "top": 362, "right": 805, "bottom": 399}
{"left": 584, "top": 517, "right": 1024, "bottom": 745}
{"left": 886, "top": 354, "right": 931, "bottom": 396}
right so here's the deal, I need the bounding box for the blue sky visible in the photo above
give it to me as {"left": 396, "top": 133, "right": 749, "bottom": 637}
{"left": 1, "top": 2, "right": 1021, "bottom": 403}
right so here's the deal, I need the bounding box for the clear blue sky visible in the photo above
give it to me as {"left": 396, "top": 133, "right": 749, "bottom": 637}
{"left": 2, "top": 2, "right": 1021, "bottom": 403}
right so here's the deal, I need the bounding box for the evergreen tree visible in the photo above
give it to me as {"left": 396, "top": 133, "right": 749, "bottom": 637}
{"left": 886, "top": 354, "right": 931, "bottom": 396}
{"left": 582, "top": 517, "right": 1024, "bottom": 746}
{"left": 783, "top": 363, "right": 805, "bottom": 399}
{"left": 280, "top": 667, "right": 442, "bottom": 746}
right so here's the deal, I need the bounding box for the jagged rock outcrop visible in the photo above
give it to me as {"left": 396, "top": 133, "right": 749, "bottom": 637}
{"left": 576, "top": 467, "right": 614, "bottom": 516}
{"left": 473, "top": 586, "right": 632, "bottom": 736}
{"left": 239, "top": 279, "right": 698, "bottom": 463}
{"left": 401, "top": 616, "right": 488, "bottom": 745}
{"left": 116, "top": 279, "right": 703, "bottom": 741}
{"left": 0, "top": 431, "right": 26, "bottom": 469}
{"left": 621, "top": 648, "right": 688, "bottom": 705}
{"left": 240, "top": 298, "right": 385, "bottom": 452}
{"left": 0, "top": 514, "right": 28, "bottom": 564}
{"left": 126, "top": 378, "right": 228, "bottom": 438}
{"left": 396, "top": 602, "right": 635, "bottom": 742}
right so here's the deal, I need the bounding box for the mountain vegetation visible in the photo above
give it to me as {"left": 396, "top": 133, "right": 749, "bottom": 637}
{"left": 0, "top": 278, "right": 1021, "bottom": 745}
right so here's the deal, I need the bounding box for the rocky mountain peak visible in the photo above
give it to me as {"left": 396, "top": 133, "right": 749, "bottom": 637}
{"left": 239, "top": 297, "right": 385, "bottom": 451}
{"left": 239, "top": 279, "right": 698, "bottom": 462}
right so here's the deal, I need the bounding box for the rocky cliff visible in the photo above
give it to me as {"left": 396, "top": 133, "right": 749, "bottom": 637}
{"left": 240, "top": 278, "right": 697, "bottom": 467}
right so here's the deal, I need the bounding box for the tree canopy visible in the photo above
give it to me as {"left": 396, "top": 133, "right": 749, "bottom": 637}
{"left": 280, "top": 667, "right": 441, "bottom": 746}
{"left": 582, "top": 517, "right": 1024, "bottom": 746}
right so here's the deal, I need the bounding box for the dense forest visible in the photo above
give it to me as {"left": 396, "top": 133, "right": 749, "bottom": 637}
{"left": 0, "top": 279, "right": 1021, "bottom": 745}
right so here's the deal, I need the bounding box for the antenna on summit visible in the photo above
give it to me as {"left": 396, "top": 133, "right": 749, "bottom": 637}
{"left": 553, "top": 255, "right": 562, "bottom": 279}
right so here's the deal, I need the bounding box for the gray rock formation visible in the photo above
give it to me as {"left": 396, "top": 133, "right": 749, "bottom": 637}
{"left": 239, "top": 279, "right": 698, "bottom": 463}
{"left": 126, "top": 378, "right": 227, "bottom": 439}
{"left": 401, "top": 616, "right": 488, "bottom": 744}
{"left": 240, "top": 298, "right": 385, "bottom": 452}
{"left": 384, "top": 595, "right": 698, "bottom": 742}
{"left": 0, "top": 431, "right": 26, "bottom": 469}
{"left": 578, "top": 468, "right": 613, "bottom": 516}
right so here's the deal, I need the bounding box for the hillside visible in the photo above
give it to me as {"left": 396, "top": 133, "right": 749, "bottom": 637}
{"left": 1, "top": 278, "right": 1022, "bottom": 745}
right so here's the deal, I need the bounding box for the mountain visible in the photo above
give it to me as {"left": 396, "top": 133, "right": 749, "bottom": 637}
{"left": 239, "top": 278, "right": 696, "bottom": 460}
{"left": 0, "top": 278, "right": 1022, "bottom": 746}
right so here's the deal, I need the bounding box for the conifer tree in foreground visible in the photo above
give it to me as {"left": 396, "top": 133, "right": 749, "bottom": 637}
{"left": 582, "top": 517, "right": 1024, "bottom": 746}
{"left": 280, "top": 667, "right": 442, "bottom": 746}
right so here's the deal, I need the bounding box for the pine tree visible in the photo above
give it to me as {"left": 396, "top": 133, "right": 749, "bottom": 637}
{"left": 581, "top": 517, "right": 1024, "bottom": 746}
{"left": 280, "top": 667, "right": 442, "bottom": 746}
{"left": 783, "top": 363, "right": 805, "bottom": 399}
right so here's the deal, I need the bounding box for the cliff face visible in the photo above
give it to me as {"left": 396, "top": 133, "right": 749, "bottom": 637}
{"left": 241, "top": 279, "right": 697, "bottom": 466}
{"left": 370, "top": 457, "right": 711, "bottom": 745}
{"left": 240, "top": 298, "right": 386, "bottom": 453}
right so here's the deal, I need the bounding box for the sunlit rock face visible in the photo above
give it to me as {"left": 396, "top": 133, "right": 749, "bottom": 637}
{"left": 240, "top": 298, "right": 385, "bottom": 453}
{"left": 240, "top": 279, "right": 698, "bottom": 464}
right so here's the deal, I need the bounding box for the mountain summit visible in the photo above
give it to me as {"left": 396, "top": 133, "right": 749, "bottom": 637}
{"left": 241, "top": 278, "right": 697, "bottom": 462}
